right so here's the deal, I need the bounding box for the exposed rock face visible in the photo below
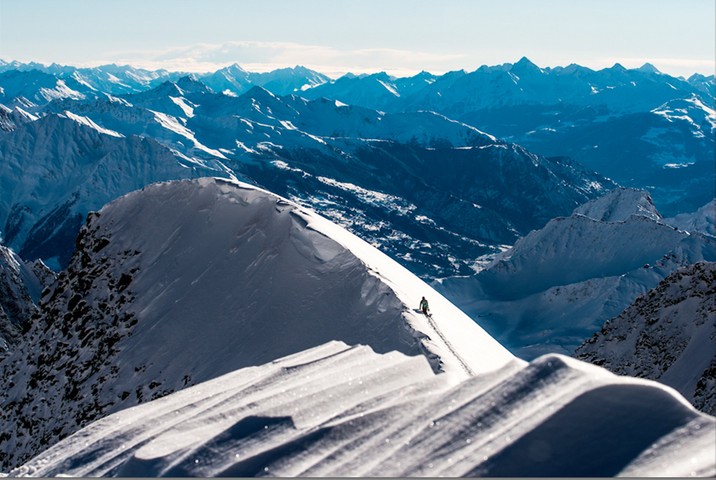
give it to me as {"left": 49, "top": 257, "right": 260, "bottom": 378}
{"left": 0, "top": 244, "right": 48, "bottom": 354}
{"left": 0, "top": 213, "right": 141, "bottom": 469}
{"left": 575, "top": 262, "right": 716, "bottom": 416}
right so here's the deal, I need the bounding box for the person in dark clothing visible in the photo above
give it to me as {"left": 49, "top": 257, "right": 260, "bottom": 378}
{"left": 419, "top": 296, "right": 430, "bottom": 316}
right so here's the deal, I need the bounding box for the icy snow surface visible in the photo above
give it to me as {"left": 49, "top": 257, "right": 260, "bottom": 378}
{"left": 11, "top": 342, "right": 715, "bottom": 477}
{"left": 94, "top": 177, "right": 512, "bottom": 379}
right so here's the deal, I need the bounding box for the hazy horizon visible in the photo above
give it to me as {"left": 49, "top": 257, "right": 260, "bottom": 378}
{"left": 1, "top": 0, "right": 714, "bottom": 79}
{"left": 0, "top": 56, "right": 712, "bottom": 81}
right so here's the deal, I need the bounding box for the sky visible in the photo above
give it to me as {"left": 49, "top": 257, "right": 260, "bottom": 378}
{"left": 1, "top": 0, "right": 714, "bottom": 78}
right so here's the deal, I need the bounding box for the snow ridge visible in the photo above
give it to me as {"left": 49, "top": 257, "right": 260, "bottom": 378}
{"left": 10, "top": 342, "right": 715, "bottom": 477}
{"left": 573, "top": 187, "right": 661, "bottom": 222}
{"left": 665, "top": 199, "right": 716, "bottom": 238}
{"left": 0, "top": 178, "right": 513, "bottom": 470}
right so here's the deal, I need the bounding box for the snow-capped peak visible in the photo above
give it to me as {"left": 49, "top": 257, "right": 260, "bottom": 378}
{"left": 511, "top": 56, "right": 543, "bottom": 75}
{"left": 573, "top": 187, "right": 661, "bottom": 222}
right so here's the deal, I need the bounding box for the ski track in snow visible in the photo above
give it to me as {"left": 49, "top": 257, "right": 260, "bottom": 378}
{"left": 423, "top": 312, "right": 475, "bottom": 376}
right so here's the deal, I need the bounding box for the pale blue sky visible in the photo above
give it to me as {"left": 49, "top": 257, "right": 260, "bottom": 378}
{"left": 1, "top": 0, "right": 714, "bottom": 77}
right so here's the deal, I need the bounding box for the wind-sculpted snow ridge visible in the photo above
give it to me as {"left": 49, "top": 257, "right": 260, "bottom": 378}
{"left": 10, "top": 341, "right": 715, "bottom": 478}
{"left": 0, "top": 177, "right": 513, "bottom": 470}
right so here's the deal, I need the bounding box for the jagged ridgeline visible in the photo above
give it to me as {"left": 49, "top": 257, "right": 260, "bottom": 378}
{"left": 0, "top": 60, "right": 713, "bottom": 475}
{"left": 576, "top": 261, "right": 716, "bottom": 416}
{"left": 0, "top": 62, "right": 618, "bottom": 278}
{"left": 0, "top": 178, "right": 514, "bottom": 470}
{"left": 2, "top": 59, "right": 712, "bottom": 279}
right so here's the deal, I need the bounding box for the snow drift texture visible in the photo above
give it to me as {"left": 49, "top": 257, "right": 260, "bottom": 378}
{"left": 10, "top": 342, "right": 716, "bottom": 477}
{"left": 2, "top": 178, "right": 714, "bottom": 477}
{"left": 0, "top": 177, "right": 511, "bottom": 470}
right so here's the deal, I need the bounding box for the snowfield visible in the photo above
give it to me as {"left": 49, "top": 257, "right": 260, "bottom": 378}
{"left": 2, "top": 178, "right": 714, "bottom": 477}
{"left": 0, "top": 177, "right": 512, "bottom": 470}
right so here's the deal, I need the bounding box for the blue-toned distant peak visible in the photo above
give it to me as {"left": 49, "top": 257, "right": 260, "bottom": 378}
{"left": 511, "top": 56, "right": 543, "bottom": 74}
{"left": 412, "top": 70, "right": 435, "bottom": 78}
{"left": 218, "top": 63, "right": 250, "bottom": 75}
{"left": 610, "top": 62, "right": 628, "bottom": 71}
{"left": 637, "top": 62, "right": 662, "bottom": 74}
{"left": 240, "top": 84, "right": 281, "bottom": 102}
{"left": 174, "top": 75, "right": 213, "bottom": 94}
{"left": 367, "top": 71, "right": 394, "bottom": 81}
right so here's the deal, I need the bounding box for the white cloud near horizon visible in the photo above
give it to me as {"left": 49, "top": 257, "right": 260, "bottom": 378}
{"left": 100, "top": 41, "right": 469, "bottom": 78}
{"left": 69, "top": 40, "right": 715, "bottom": 79}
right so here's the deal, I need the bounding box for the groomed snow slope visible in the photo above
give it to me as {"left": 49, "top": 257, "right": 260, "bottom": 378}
{"left": 0, "top": 177, "right": 514, "bottom": 470}
{"left": 10, "top": 341, "right": 716, "bottom": 477}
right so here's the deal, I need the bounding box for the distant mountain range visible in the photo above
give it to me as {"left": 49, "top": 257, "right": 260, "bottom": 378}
{"left": 436, "top": 188, "right": 715, "bottom": 359}
{"left": 1, "top": 59, "right": 715, "bottom": 475}
{"left": 0, "top": 61, "right": 616, "bottom": 279}
{"left": 1, "top": 59, "right": 712, "bottom": 356}
{"left": 0, "top": 60, "right": 330, "bottom": 97}
{"left": 1, "top": 58, "right": 712, "bottom": 217}
{"left": 299, "top": 57, "right": 715, "bottom": 216}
